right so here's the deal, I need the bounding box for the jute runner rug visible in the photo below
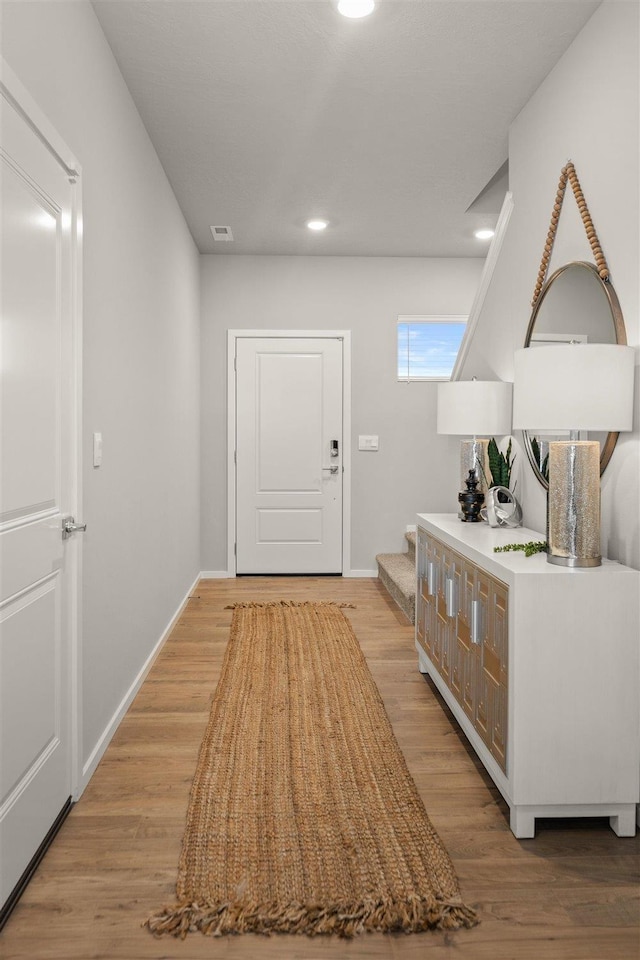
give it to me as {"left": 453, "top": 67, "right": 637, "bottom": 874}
{"left": 146, "top": 601, "right": 477, "bottom": 938}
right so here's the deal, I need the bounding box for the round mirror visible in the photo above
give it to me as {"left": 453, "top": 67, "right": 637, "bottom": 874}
{"left": 522, "top": 261, "right": 627, "bottom": 488}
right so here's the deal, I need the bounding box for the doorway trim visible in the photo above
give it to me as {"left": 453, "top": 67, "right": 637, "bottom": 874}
{"left": 1, "top": 59, "right": 84, "bottom": 801}
{"left": 227, "top": 330, "right": 351, "bottom": 577}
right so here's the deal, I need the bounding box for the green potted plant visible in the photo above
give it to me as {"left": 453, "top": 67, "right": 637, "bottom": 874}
{"left": 488, "top": 437, "right": 515, "bottom": 501}
{"left": 477, "top": 438, "right": 516, "bottom": 501}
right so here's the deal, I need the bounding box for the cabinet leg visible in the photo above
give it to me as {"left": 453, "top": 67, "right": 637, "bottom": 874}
{"left": 510, "top": 806, "right": 535, "bottom": 838}
{"left": 609, "top": 808, "right": 636, "bottom": 837}
{"left": 416, "top": 646, "right": 429, "bottom": 675}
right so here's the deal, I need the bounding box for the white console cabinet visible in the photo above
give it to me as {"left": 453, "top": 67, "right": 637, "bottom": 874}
{"left": 415, "top": 514, "right": 640, "bottom": 838}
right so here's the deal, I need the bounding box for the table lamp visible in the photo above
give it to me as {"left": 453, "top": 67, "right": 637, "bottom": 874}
{"left": 513, "top": 343, "right": 635, "bottom": 566}
{"left": 437, "top": 379, "right": 513, "bottom": 512}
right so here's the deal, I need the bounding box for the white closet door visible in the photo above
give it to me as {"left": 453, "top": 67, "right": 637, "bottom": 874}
{"left": 1, "top": 89, "right": 78, "bottom": 907}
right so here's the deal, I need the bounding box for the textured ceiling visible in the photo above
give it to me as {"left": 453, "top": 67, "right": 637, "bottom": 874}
{"left": 92, "top": 0, "right": 600, "bottom": 257}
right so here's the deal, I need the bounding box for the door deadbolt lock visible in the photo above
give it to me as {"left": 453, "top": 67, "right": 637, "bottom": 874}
{"left": 330, "top": 440, "right": 339, "bottom": 458}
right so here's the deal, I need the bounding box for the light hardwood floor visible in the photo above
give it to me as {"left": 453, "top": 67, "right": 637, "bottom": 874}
{"left": 2, "top": 577, "right": 639, "bottom": 959}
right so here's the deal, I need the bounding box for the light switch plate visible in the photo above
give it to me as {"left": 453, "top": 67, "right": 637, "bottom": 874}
{"left": 358, "top": 435, "right": 379, "bottom": 451}
{"left": 93, "top": 432, "right": 102, "bottom": 467}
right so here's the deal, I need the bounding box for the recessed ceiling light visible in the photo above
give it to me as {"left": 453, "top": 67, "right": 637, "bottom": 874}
{"left": 307, "top": 219, "right": 329, "bottom": 231}
{"left": 338, "top": 0, "right": 375, "bottom": 18}
{"left": 474, "top": 228, "right": 495, "bottom": 241}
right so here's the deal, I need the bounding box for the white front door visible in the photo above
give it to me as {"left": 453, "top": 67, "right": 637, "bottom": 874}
{"left": 235, "top": 337, "right": 343, "bottom": 574}
{"left": 1, "top": 80, "right": 80, "bottom": 909}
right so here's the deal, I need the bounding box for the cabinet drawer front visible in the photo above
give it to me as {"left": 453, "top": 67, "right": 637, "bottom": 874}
{"left": 416, "top": 529, "right": 509, "bottom": 774}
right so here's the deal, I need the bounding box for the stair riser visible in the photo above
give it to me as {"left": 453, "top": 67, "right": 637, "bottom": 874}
{"left": 376, "top": 563, "right": 415, "bottom": 625}
{"left": 405, "top": 532, "right": 416, "bottom": 565}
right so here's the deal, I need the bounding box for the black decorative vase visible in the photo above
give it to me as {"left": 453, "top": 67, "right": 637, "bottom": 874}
{"left": 458, "top": 469, "right": 484, "bottom": 523}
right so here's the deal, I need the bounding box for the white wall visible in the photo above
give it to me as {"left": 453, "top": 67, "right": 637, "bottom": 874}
{"left": 1, "top": 2, "right": 201, "bottom": 776}
{"left": 460, "top": 0, "right": 639, "bottom": 569}
{"left": 200, "top": 255, "right": 483, "bottom": 573}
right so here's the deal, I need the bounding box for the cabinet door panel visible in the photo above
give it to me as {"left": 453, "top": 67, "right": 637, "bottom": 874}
{"left": 462, "top": 635, "right": 479, "bottom": 723}
{"left": 431, "top": 539, "right": 449, "bottom": 670}
{"left": 487, "top": 577, "right": 508, "bottom": 771}
{"left": 477, "top": 573, "right": 509, "bottom": 770}
{"left": 417, "top": 589, "right": 432, "bottom": 660}
{"left": 474, "top": 569, "right": 492, "bottom": 745}
{"left": 416, "top": 532, "right": 427, "bottom": 652}
{"left": 454, "top": 558, "right": 474, "bottom": 647}
{"left": 439, "top": 543, "right": 459, "bottom": 683}
{"left": 416, "top": 598, "right": 426, "bottom": 650}
{"left": 422, "top": 534, "right": 437, "bottom": 659}
{"left": 434, "top": 539, "right": 448, "bottom": 625}
{"left": 489, "top": 679, "right": 507, "bottom": 772}
{"left": 491, "top": 580, "right": 508, "bottom": 685}
{"left": 452, "top": 557, "right": 475, "bottom": 714}
{"left": 415, "top": 529, "right": 509, "bottom": 775}
{"left": 450, "top": 627, "right": 463, "bottom": 703}
{"left": 440, "top": 627, "right": 452, "bottom": 682}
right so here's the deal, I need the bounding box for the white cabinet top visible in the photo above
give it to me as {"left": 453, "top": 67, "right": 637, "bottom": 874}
{"left": 416, "top": 513, "right": 638, "bottom": 587}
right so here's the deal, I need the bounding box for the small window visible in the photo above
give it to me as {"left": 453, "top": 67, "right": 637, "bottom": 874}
{"left": 397, "top": 316, "right": 467, "bottom": 381}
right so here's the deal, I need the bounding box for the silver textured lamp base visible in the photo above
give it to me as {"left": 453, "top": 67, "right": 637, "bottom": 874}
{"left": 547, "top": 441, "right": 601, "bottom": 567}
{"left": 460, "top": 438, "right": 490, "bottom": 493}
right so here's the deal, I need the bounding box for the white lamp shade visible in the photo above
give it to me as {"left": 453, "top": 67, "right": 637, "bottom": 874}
{"left": 513, "top": 344, "right": 635, "bottom": 431}
{"left": 437, "top": 380, "right": 513, "bottom": 436}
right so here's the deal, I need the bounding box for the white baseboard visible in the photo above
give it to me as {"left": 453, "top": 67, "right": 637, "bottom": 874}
{"left": 78, "top": 571, "right": 201, "bottom": 795}
{"left": 204, "top": 569, "right": 381, "bottom": 579}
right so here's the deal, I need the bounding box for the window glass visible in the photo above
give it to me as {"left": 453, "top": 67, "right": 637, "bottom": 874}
{"left": 397, "top": 317, "right": 467, "bottom": 380}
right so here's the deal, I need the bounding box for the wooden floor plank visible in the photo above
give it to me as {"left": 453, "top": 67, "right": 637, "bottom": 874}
{"left": 2, "top": 576, "right": 638, "bottom": 959}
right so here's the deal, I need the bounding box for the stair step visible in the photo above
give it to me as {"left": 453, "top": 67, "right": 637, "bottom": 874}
{"left": 405, "top": 530, "right": 416, "bottom": 563}
{"left": 375, "top": 552, "right": 416, "bottom": 624}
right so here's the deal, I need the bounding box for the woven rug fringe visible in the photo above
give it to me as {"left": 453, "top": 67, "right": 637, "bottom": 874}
{"left": 225, "top": 600, "right": 355, "bottom": 609}
{"left": 145, "top": 894, "right": 477, "bottom": 939}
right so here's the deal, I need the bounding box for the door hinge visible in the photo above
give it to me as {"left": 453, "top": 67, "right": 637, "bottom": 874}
{"left": 234, "top": 450, "right": 237, "bottom": 464}
{"left": 234, "top": 543, "right": 237, "bottom": 556}
{"left": 234, "top": 356, "right": 237, "bottom": 372}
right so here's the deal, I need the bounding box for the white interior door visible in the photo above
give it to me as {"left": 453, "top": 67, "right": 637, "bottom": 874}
{"left": 1, "top": 83, "right": 79, "bottom": 910}
{"left": 235, "top": 337, "right": 343, "bottom": 574}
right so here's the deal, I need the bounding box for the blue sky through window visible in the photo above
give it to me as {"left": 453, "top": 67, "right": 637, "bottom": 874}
{"left": 398, "top": 319, "right": 467, "bottom": 379}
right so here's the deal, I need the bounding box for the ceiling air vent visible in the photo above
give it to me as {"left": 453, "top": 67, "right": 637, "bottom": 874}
{"left": 210, "top": 225, "right": 234, "bottom": 242}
